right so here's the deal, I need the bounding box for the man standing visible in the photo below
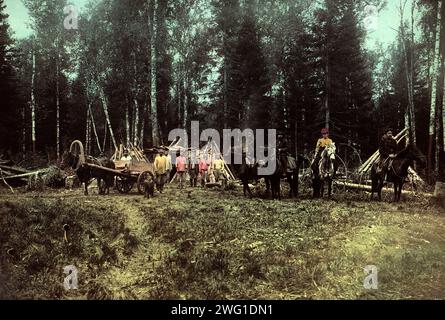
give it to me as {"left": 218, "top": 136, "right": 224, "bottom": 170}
{"left": 154, "top": 150, "right": 168, "bottom": 193}
{"left": 199, "top": 154, "right": 209, "bottom": 187}
{"left": 212, "top": 155, "right": 225, "bottom": 185}
{"left": 188, "top": 151, "right": 199, "bottom": 187}
{"left": 176, "top": 151, "right": 187, "bottom": 189}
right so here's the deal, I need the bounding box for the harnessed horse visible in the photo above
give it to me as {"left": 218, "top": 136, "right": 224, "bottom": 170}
{"left": 61, "top": 140, "right": 115, "bottom": 195}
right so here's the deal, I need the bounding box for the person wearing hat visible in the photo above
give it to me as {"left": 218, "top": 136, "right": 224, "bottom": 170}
{"left": 377, "top": 128, "right": 398, "bottom": 173}
{"left": 312, "top": 128, "right": 333, "bottom": 165}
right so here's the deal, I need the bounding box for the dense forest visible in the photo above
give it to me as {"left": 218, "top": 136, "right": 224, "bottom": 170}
{"left": 0, "top": 0, "right": 444, "bottom": 180}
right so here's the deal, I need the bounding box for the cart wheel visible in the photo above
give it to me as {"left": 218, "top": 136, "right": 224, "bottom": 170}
{"left": 137, "top": 171, "right": 154, "bottom": 195}
{"left": 116, "top": 176, "right": 133, "bottom": 193}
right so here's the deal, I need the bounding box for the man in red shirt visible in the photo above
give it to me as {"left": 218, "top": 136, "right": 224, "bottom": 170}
{"left": 198, "top": 154, "right": 209, "bottom": 187}
{"left": 176, "top": 151, "right": 187, "bottom": 189}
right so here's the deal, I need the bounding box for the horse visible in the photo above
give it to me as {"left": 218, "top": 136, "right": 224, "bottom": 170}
{"left": 285, "top": 154, "right": 307, "bottom": 198}
{"left": 236, "top": 151, "right": 298, "bottom": 200}
{"left": 371, "top": 144, "right": 426, "bottom": 202}
{"left": 61, "top": 141, "right": 115, "bottom": 195}
{"left": 311, "top": 143, "right": 337, "bottom": 198}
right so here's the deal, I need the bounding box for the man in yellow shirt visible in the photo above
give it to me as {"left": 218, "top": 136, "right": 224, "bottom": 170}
{"left": 154, "top": 150, "right": 168, "bottom": 193}
{"left": 212, "top": 156, "right": 225, "bottom": 183}
{"left": 313, "top": 128, "right": 333, "bottom": 165}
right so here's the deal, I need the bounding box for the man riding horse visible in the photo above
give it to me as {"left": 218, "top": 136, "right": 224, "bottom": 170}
{"left": 312, "top": 128, "right": 333, "bottom": 165}
{"left": 311, "top": 128, "right": 336, "bottom": 198}
{"left": 377, "top": 128, "right": 398, "bottom": 175}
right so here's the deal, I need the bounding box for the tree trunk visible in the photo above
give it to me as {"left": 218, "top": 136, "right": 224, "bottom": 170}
{"left": 88, "top": 103, "right": 101, "bottom": 153}
{"left": 140, "top": 102, "right": 148, "bottom": 148}
{"left": 126, "top": 100, "right": 130, "bottom": 146}
{"left": 98, "top": 86, "right": 118, "bottom": 151}
{"left": 85, "top": 106, "right": 91, "bottom": 154}
{"left": 56, "top": 51, "right": 60, "bottom": 160}
{"left": 428, "top": 0, "right": 442, "bottom": 179}
{"left": 183, "top": 74, "right": 188, "bottom": 128}
{"left": 31, "top": 45, "right": 36, "bottom": 154}
{"left": 325, "top": 59, "right": 330, "bottom": 130}
{"left": 150, "top": 0, "right": 160, "bottom": 146}
{"left": 223, "top": 57, "right": 228, "bottom": 129}
{"left": 435, "top": 102, "right": 441, "bottom": 176}
{"left": 400, "top": 2, "right": 416, "bottom": 145}
{"left": 103, "top": 122, "right": 108, "bottom": 152}
{"left": 22, "top": 104, "right": 26, "bottom": 158}
{"left": 442, "top": 52, "right": 445, "bottom": 151}
{"left": 133, "top": 98, "right": 139, "bottom": 145}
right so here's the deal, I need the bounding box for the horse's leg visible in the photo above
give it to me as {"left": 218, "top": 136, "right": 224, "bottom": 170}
{"left": 393, "top": 183, "right": 398, "bottom": 202}
{"left": 84, "top": 181, "right": 89, "bottom": 196}
{"left": 295, "top": 172, "right": 299, "bottom": 198}
{"left": 287, "top": 173, "right": 293, "bottom": 198}
{"left": 277, "top": 179, "right": 281, "bottom": 200}
{"left": 320, "top": 181, "right": 324, "bottom": 198}
{"left": 328, "top": 179, "right": 332, "bottom": 198}
{"left": 377, "top": 178, "right": 383, "bottom": 201}
{"left": 398, "top": 182, "right": 403, "bottom": 202}
{"left": 98, "top": 178, "right": 103, "bottom": 195}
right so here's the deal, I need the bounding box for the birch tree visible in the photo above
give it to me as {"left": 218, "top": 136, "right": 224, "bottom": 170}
{"left": 150, "top": 0, "right": 160, "bottom": 146}
{"left": 428, "top": 0, "right": 442, "bottom": 177}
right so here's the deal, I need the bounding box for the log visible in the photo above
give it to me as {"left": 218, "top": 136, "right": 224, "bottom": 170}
{"left": 334, "top": 180, "right": 432, "bottom": 197}
{"left": 0, "top": 165, "right": 31, "bottom": 174}
{"left": 3, "top": 170, "right": 47, "bottom": 180}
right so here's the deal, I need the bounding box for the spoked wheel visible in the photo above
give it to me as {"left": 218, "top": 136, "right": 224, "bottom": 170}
{"left": 137, "top": 171, "right": 154, "bottom": 195}
{"left": 116, "top": 176, "right": 133, "bottom": 194}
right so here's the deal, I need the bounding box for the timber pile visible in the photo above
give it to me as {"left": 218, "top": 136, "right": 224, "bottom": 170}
{"left": 0, "top": 164, "right": 67, "bottom": 191}
{"left": 112, "top": 143, "right": 149, "bottom": 162}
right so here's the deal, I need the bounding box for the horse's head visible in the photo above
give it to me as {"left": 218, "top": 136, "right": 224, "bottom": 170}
{"left": 405, "top": 144, "right": 426, "bottom": 166}
{"left": 322, "top": 143, "right": 336, "bottom": 161}
{"left": 60, "top": 151, "right": 79, "bottom": 170}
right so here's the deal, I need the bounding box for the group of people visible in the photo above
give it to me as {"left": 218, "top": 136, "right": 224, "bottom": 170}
{"left": 153, "top": 149, "right": 227, "bottom": 191}
{"left": 121, "top": 126, "right": 399, "bottom": 196}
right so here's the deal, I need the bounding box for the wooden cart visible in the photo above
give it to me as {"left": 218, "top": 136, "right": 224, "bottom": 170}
{"left": 85, "top": 161, "right": 154, "bottom": 194}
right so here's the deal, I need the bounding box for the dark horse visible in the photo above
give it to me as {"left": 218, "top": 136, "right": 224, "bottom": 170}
{"left": 311, "top": 143, "right": 338, "bottom": 198}
{"left": 236, "top": 151, "right": 302, "bottom": 200}
{"left": 286, "top": 154, "right": 307, "bottom": 198}
{"left": 61, "top": 141, "right": 115, "bottom": 195}
{"left": 371, "top": 144, "right": 425, "bottom": 202}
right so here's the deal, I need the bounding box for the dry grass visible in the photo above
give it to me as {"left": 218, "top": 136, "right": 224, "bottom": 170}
{"left": 0, "top": 183, "right": 444, "bottom": 299}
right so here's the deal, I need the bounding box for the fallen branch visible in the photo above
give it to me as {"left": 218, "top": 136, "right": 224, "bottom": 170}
{"left": 0, "top": 164, "right": 31, "bottom": 174}
{"left": 0, "top": 168, "right": 14, "bottom": 193}
{"left": 3, "top": 170, "right": 47, "bottom": 180}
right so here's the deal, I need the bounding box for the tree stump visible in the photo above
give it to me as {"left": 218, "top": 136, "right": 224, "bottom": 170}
{"left": 433, "top": 182, "right": 445, "bottom": 199}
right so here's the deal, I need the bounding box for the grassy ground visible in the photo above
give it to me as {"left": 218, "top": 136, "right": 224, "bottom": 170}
{"left": 0, "top": 183, "right": 444, "bottom": 300}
